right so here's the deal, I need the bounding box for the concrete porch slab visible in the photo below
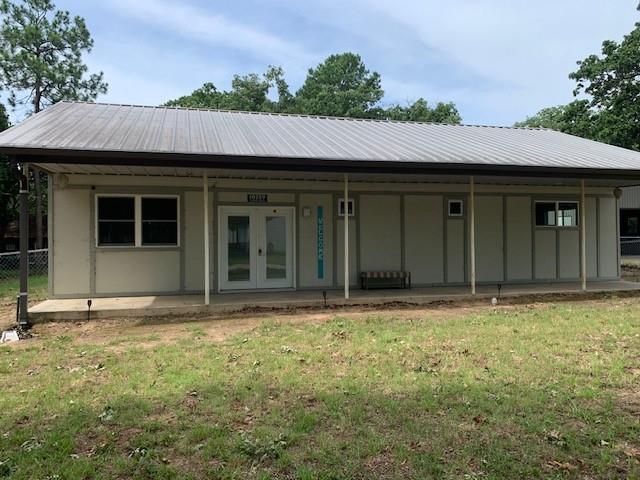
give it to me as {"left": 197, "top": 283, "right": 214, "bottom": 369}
{"left": 28, "top": 280, "right": 640, "bottom": 323}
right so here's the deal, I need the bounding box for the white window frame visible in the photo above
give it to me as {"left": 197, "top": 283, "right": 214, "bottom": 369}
{"left": 96, "top": 194, "right": 180, "bottom": 248}
{"left": 448, "top": 199, "right": 464, "bottom": 217}
{"left": 338, "top": 198, "right": 355, "bottom": 217}
{"left": 534, "top": 200, "right": 579, "bottom": 228}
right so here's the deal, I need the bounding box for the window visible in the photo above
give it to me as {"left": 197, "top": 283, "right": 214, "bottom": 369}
{"left": 338, "top": 198, "right": 354, "bottom": 217}
{"left": 621, "top": 209, "right": 640, "bottom": 237}
{"left": 535, "top": 202, "right": 556, "bottom": 226}
{"left": 97, "top": 195, "right": 179, "bottom": 247}
{"left": 535, "top": 201, "right": 578, "bottom": 227}
{"left": 142, "top": 197, "right": 178, "bottom": 245}
{"left": 98, "top": 197, "right": 135, "bottom": 246}
{"left": 448, "top": 199, "right": 463, "bottom": 217}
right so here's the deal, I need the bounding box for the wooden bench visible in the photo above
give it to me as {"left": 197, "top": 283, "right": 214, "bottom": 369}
{"left": 360, "top": 271, "right": 411, "bottom": 290}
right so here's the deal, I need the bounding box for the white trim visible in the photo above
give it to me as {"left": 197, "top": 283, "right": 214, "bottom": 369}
{"left": 95, "top": 193, "right": 180, "bottom": 248}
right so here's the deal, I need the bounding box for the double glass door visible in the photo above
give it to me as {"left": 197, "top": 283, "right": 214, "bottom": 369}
{"left": 219, "top": 206, "right": 294, "bottom": 290}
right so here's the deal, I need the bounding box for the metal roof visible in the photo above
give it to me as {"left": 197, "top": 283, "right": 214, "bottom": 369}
{"left": 1, "top": 101, "right": 640, "bottom": 178}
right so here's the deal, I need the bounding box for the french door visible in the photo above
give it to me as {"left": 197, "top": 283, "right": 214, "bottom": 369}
{"left": 218, "top": 206, "right": 294, "bottom": 290}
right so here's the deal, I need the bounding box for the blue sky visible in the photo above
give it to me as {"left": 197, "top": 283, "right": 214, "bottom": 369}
{"left": 39, "top": 1, "right": 640, "bottom": 125}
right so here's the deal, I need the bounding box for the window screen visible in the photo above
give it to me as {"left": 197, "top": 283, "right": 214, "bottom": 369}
{"left": 535, "top": 202, "right": 556, "bottom": 226}
{"left": 97, "top": 197, "right": 135, "bottom": 246}
{"left": 141, "top": 197, "right": 178, "bottom": 245}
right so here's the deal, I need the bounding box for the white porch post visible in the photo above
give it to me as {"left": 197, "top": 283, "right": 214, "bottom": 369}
{"left": 469, "top": 176, "right": 476, "bottom": 295}
{"left": 344, "top": 173, "right": 349, "bottom": 300}
{"left": 203, "top": 173, "right": 210, "bottom": 305}
{"left": 580, "top": 179, "right": 587, "bottom": 291}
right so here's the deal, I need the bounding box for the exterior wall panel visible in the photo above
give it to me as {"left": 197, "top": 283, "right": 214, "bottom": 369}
{"left": 558, "top": 229, "right": 580, "bottom": 279}
{"left": 447, "top": 219, "right": 465, "bottom": 283}
{"left": 404, "top": 195, "right": 444, "bottom": 284}
{"left": 52, "top": 188, "right": 91, "bottom": 295}
{"left": 475, "top": 196, "right": 504, "bottom": 282}
{"left": 299, "top": 194, "right": 333, "bottom": 288}
{"left": 585, "top": 197, "right": 598, "bottom": 278}
{"left": 95, "top": 250, "right": 180, "bottom": 294}
{"left": 505, "top": 196, "right": 532, "bottom": 280}
{"left": 336, "top": 217, "right": 358, "bottom": 286}
{"left": 184, "top": 191, "right": 204, "bottom": 291}
{"left": 535, "top": 230, "right": 557, "bottom": 280}
{"left": 598, "top": 197, "right": 618, "bottom": 277}
{"left": 359, "top": 195, "right": 401, "bottom": 271}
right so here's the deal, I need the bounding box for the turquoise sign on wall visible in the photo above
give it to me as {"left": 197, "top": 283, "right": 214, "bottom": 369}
{"left": 317, "top": 206, "right": 324, "bottom": 279}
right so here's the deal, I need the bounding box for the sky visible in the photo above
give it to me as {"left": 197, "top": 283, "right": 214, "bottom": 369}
{"left": 17, "top": 1, "right": 640, "bottom": 125}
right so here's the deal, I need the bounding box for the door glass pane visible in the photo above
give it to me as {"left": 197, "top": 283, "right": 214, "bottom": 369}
{"left": 228, "top": 216, "right": 250, "bottom": 282}
{"left": 266, "top": 216, "right": 286, "bottom": 279}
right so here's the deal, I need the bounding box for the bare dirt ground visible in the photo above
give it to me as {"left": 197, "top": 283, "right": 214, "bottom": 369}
{"left": 3, "top": 294, "right": 638, "bottom": 351}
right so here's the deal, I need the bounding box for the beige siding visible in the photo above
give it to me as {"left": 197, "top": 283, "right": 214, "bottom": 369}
{"left": 404, "top": 195, "right": 444, "bottom": 284}
{"left": 535, "top": 230, "right": 557, "bottom": 279}
{"left": 336, "top": 217, "right": 357, "bottom": 286}
{"left": 506, "top": 196, "right": 532, "bottom": 280}
{"left": 299, "top": 194, "right": 333, "bottom": 287}
{"left": 447, "top": 219, "right": 465, "bottom": 283}
{"left": 558, "top": 229, "right": 580, "bottom": 279}
{"left": 475, "top": 196, "right": 504, "bottom": 282}
{"left": 359, "top": 195, "right": 401, "bottom": 271}
{"left": 52, "top": 188, "right": 91, "bottom": 295}
{"left": 184, "top": 191, "right": 205, "bottom": 291}
{"left": 95, "top": 250, "right": 180, "bottom": 294}
{"left": 598, "top": 197, "right": 618, "bottom": 277}
{"left": 586, "top": 197, "right": 598, "bottom": 278}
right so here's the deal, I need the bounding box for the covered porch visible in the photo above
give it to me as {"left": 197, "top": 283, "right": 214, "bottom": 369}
{"left": 28, "top": 280, "right": 640, "bottom": 322}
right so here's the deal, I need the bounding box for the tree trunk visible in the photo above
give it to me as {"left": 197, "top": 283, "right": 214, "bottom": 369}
{"left": 34, "top": 168, "right": 43, "bottom": 249}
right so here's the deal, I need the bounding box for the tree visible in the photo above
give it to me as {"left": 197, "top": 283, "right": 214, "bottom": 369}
{"left": 0, "top": 0, "right": 108, "bottom": 248}
{"left": 167, "top": 53, "right": 463, "bottom": 125}
{"left": 0, "top": 103, "right": 18, "bottom": 252}
{"left": 166, "top": 66, "right": 293, "bottom": 113}
{"left": 515, "top": 100, "right": 596, "bottom": 138}
{"left": 384, "top": 98, "right": 461, "bottom": 124}
{"left": 517, "top": 6, "right": 640, "bottom": 150}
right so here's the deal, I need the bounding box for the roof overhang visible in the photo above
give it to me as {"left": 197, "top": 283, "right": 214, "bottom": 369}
{"left": 8, "top": 148, "right": 640, "bottom": 187}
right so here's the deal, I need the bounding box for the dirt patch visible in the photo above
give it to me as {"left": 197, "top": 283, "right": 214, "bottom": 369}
{"left": 617, "top": 390, "right": 640, "bottom": 416}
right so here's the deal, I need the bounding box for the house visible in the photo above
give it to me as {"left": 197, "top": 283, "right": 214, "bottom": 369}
{"left": 0, "top": 101, "right": 639, "bottom": 322}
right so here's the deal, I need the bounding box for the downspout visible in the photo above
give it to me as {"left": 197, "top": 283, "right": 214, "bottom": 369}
{"left": 344, "top": 173, "right": 349, "bottom": 300}
{"left": 580, "top": 179, "right": 587, "bottom": 291}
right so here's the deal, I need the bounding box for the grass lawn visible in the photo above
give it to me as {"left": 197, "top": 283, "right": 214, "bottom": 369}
{"left": 1, "top": 299, "right": 639, "bottom": 479}
{"left": 0, "top": 274, "right": 48, "bottom": 304}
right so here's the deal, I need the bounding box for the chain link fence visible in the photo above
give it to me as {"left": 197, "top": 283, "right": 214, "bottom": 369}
{"left": 0, "top": 249, "right": 48, "bottom": 281}
{"left": 621, "top": 238, "right": 640, "bottom": 257}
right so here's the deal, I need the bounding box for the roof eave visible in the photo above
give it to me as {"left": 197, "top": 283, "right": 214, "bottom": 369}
{"left": 5, "top": 146, "right": 640, "bottom": 182}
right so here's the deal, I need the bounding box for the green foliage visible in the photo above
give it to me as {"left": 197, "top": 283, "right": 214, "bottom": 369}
{"left": 385, "top": 98, "right": 461, "bottom": 124}
{"left": 514, "top": 100, "right": 596, "bottom": 137}
{"left": 165, "top": 65, "right": 292, "bottom": 113}
{"left": 517, "top": 12, "right": 640, "bottom": 150}
{"left": 166, "top": 52, "right": 462, "bottom": 124}
{"left": 294, "top": 52, "right": 383, "bottom": 118}
{"left": 0, "top": 0, "right": 108, "bottom": 112}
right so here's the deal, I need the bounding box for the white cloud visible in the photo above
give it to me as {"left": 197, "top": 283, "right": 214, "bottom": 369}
{"left": 105, "top": 0, "right": 317, "bottom": 69}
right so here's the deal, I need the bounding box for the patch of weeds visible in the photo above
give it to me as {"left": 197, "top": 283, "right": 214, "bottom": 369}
{"left": 237, "top": 432, "right": 288, "bottom": 465}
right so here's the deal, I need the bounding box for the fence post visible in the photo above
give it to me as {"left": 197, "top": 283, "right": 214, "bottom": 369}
{"left": 18, "top": 170, "right": 29, "bottom": 327}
